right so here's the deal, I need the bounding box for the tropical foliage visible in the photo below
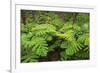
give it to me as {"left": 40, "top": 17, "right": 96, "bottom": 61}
{"left": 21, "top": 10, "right": 90, "bottom": 63}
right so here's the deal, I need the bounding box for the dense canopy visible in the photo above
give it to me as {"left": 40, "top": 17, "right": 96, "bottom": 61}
{"left": 21, "top": 10, "right": 90, "bottom": 63}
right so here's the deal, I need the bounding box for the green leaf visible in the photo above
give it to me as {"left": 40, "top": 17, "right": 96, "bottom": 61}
{"left": 31, "top": 37, "right": 48, "bottom": 57}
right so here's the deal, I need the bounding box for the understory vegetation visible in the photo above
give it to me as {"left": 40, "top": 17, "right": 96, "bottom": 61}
{"left": 21, "top": 10, "right": 90, "bottom": 63}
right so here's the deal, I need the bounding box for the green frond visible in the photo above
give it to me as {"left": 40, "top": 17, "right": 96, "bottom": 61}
{"left": 59, "top": 23, "right": 81, "bottom": 33}
{"left": 31, "top": 24, "right": 56, "bottom": 36}
{"left": 60, "top": 51, "right": 68, "bottom": 60}
{"left": 31, "top": 37, "right": 48, "bottom": 57}
{"left": 61, "top": 40, "right": 82, "bottom": 55}
{"left": 59, "top": 24, "right": 73, "bottom": 32}
{"left": 65, "top": 41, "right": 82, "bottom": 55}
{"left": 21, "top": 33, "right": 30, "bottom": 49}
{"left": 78, "top": 33, "right": 89, "bottom": 46}
{"left": 21, "top": 54, "right": 39, "bottom": 63}
{"left": 21, "top": 10, "right": 90, "bottom": 62}
{"left": 61, "top": 41, "right": 68, "bottom": 49}
{"left": 74, "top": 48, "right": 89, "bottom": 59}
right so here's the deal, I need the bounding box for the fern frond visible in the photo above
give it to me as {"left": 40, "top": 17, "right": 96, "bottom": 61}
{"left": 65, "top": 41, "right": 82, "bottom": 55}
{"left": 74, "top": 47, "right": 89, "bottom": 59}
{"left": 21, "top": 54, "right": 39, "bottom": 63}
{"left": 30, "top": 37, "right": 49, "bottom": 57}
{"left": 78, "top": 33, "right": 89, "bottom": 46}
{"left": 59, "top": 23, "right": 81, "bottom": 33}
{"left": 61, "top": 40, "right": 82, "bottom": 55}
{"left": 31, "top": 24, "right": 56, "bottom": 36}
{"left": 59, "top": 24, "right": 73, "bottom": 33}
{"left": 21, "top": 11, "right": 90, "bottom": 62}
{"left": 21, "top": 33, "right": 30, "bottom": 49}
